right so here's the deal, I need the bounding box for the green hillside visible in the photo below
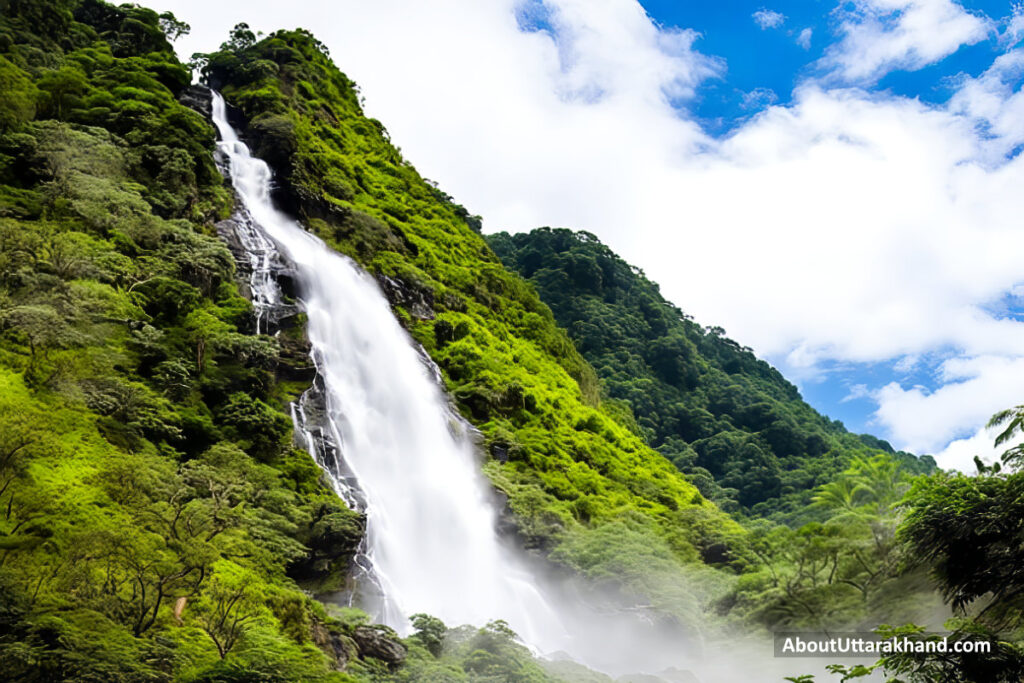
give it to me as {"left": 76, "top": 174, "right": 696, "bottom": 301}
{"left": 488, "top": 228, "right": 935, "bottom": 518}
{"left": 200, "top": 27, "right": 746, "bottom": 565}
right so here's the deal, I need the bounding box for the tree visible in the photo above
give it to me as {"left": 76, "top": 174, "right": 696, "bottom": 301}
{"left": 888, "top": 407, "right": 1024, "bottom": 681}
{"left": 988, "top": 405, "right": 1024, "bottom": 469}
{"left": 0, "top": 57, "right": 37, "bottom": 131}
{"left": 36, "top": 66, "right": 88, "bottom": 120}
{"left": 221, "top": 23, "right": 256, "bottom": 52}
{"left": 410, "top": 613, "right": 446, "bottom": 657}
{"left": 195, "top": 562, "right": 265, "bottom": 658}
{"left": 157, "top": 12, "right": 190, "bottom": 41}
{"left": 216, "top": 394, "right": 290, "bottom": 461}
{"left": 901, "top": 471, "right": 1024, "bottom": 628}
{"left": 0, "top": 304, "right": 82, "bottom": 375}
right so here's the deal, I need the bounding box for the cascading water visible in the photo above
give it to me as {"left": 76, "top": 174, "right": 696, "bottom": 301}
{"left": 210, "top": 93, "right": 568, "bottom": 647}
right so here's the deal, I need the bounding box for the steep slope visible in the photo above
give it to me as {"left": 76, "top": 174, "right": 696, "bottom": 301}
{"left": 488, "top": 228, "right": 935, "bottom": 518}
{"left": 200, "top": 26, "right": 745, "bottom": 574}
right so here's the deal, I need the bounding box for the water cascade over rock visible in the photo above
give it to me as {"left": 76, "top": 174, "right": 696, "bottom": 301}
{"left": 210, "top": 91, "right": 566, "bottom": 646}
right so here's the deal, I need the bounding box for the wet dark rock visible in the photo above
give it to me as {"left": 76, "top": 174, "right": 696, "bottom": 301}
{"left": 275, "top": 177, "right": 352, "bottom": 225}
{"left": 276, "top": 270, "right": 301, "bottom": 300}
{"left": 311, "top": 621, "right": 356, "bottom": 671}
{"left": 178, "top": 84, "right": 212, "bottom": 119}
{"left": 277, "top": 339, "right": 316, "bottom": 383}
{"left": 215, "top": 219, "right": 249, "bottom": 270}
{"left": 376, "top": 274, "right": 435, "bottom": 320}
{"left": 491, "top": 488, "right": 521, "bottom": 540}
{"left": 351, "top": 625, "right": 407, "bottom": 666}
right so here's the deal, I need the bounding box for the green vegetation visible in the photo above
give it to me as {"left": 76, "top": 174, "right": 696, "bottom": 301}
{"left": 488, "top": 228, "right": 935, "bottom": 517}
{"left": 792, "top": 412, "right": 1024, "bottom": 682}
{"left": 719, "top": 453, "right": 944, "bottom": 632}
{"left": 1, "top": 2, "right": 1013, "bottom": 681}
{"left": 0, "top": 2, "right": 373, "bottom": 680}
{"left": 199, "top": 27, "right": 953, "bottom": 660}
{"left": 0, "top": 4, "right": 747, "bottom": 679}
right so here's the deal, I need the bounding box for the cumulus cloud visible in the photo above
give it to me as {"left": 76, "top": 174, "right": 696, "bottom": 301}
{"left": 753, "top": 9, "right": 786, "bottom": 30}
{"left": 797, "top": 27, "right": 813, "bottom": 49}
{"left": 934, "top": 423, "right": 1024, "bottom": 472}
{"left": 157, "top": 0, "right": 1024, "bottom": 458}
{"left": 872, "top": 356, "right": 1024, "bottom": 454}
{"left": 820, "top": 0, "right": 992, "bottom": 82}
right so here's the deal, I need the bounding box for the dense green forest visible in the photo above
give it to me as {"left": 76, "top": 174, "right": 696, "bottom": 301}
{"left": 0, "top": 1, "right": 1022, "bottom": 681}
{"left": 489, "top": 228, "right": 935, "bottom": 518}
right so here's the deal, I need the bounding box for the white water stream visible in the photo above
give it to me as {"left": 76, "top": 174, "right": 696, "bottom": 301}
{"left": 210, "top": 93, "right": 569, "bottom": 647}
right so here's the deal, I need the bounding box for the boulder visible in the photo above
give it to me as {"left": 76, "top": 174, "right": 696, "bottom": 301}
{"left": 310, "top": 621, "right": 356, "bottom": 671}
{"left": 376, "top": 274, "right": 435, "bottom": 320}
{"left": 178, "top": 84, "right": 212, "bottom": 119}
{"left": 352, "top": 625, "right": 407, "bottom": 666}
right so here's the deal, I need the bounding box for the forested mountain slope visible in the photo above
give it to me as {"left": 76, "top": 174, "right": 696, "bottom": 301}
{"left": 200, "top": 26, "right": 747, "bottom": 565}
{"left": 0, "top": 2, "right": 378, "bottom": 679}
{"left": 489, "top": 228, "right": 935, "bottom": 517}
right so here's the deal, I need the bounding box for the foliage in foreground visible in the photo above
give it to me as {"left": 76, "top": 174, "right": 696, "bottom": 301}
{"left": 791, "top": 411, "right": 1024, "bottom": 683}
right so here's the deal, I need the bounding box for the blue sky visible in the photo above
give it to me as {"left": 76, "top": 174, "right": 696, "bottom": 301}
{"left": 161, "top": 0, "right": 1024, "bottom": 469}
{"left": 643, "top": 0, "right": 1020, "bottom": 132}
{"left": 628, "top": 0, "right": 1024, "bottom": 441}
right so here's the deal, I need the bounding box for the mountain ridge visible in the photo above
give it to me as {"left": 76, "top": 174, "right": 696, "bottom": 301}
{"left": 488, "top": 227, "right": 935, "bottom": 519}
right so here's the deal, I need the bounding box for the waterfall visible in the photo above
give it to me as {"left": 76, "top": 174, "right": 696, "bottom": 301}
{"left": 209, "top": 93, "right": 567, "bottom": 647}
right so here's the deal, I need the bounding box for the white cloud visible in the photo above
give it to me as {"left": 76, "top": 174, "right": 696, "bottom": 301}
{"left": 893, "top": 354, "right": 920, "bottom": 373}
{"left": 842, "top": 383, "right": 871, "bottom": 402}
{"left": 934, "top": 423, "right": 1024, "bottom": 472}
{"left": 1004, "top": 3, "right": 1024, "bottom": 47}
{"left": 948, "top": 48, "right": 1024, "bottom": 157}
{"left": 797, "top": 27, "right": 813, "bottom": 49}
{"left": 741, "top": 87, "right": 779, "bottom": 110}
{"left": 156, "top": 0, "right": 1024, "bottom": 457}
{"left": 820, "top": 0, "right": 992, "bottom": 82}
{"left": 753, "top": 9, "right": 786, "bottom": 30}
{"left": 872, "top": 356, "right": 1024, "bottom": 454}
